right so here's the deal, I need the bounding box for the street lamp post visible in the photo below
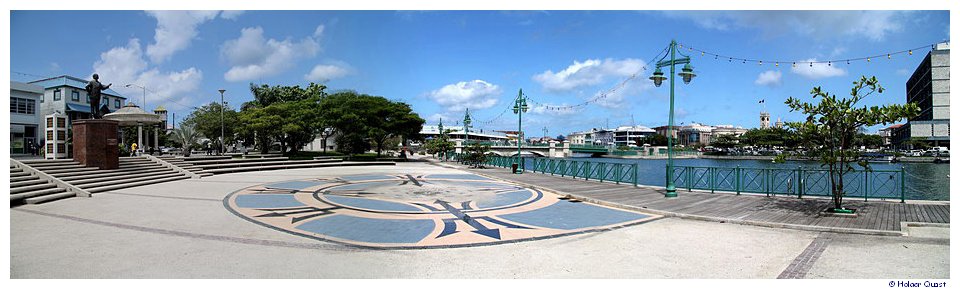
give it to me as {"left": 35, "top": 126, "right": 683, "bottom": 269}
{"left": 463, "top": 108, "right": 472, "bottom": 145}
{"left": 649, "top": 40, "right": 697, "bottom": 198}
{"left": 218, "top": 89, "right": 226, "bottom": 155}
{"left": 125, "top": 84, "right": 146, "bottom": 108}
{"left": 512, "top": 89, "right": 529, "bottom": 174}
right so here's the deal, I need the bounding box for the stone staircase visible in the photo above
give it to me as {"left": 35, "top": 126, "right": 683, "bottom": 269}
{"left": 11, "top": 157, "right": 190, "bottom": 206}
{"left": 10, "top": 162, "right": 72, "bottom": 205}
{"left": 158, "top": 155, "right": 351, "bottom": 175}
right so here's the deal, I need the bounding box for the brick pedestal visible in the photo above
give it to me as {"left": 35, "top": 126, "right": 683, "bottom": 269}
{"left": 72, "top": 119, "right": 120, "bottom": 169}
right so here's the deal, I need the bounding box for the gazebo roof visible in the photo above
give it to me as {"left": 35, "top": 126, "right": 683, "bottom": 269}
{"left": 103, "top": 102, "right": 162, "bottom": 126}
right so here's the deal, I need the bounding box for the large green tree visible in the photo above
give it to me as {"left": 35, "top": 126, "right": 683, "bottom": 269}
{"left": 239, "top": 82, "right": 328, "bottom": 153}
{"left": 319, "top": 91, "right": 425, "bottom": 156}
{"left": 182, "top": 102, "right": 239, "bottom": 150}
{"left": 779, "top": 76, "right": 918, "bottom": 211}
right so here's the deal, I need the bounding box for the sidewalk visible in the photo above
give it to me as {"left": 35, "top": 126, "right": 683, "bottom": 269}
{"left": 433, "top": 160, "right": 950, "bottom": 236}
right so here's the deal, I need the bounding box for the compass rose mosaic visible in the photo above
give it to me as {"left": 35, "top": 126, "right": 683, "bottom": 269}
{"left": 224, "top": 173, "right": 660, "bottom": 249}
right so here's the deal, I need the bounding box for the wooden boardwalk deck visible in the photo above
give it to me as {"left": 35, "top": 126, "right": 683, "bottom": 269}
{"left": 444, "top": 163, "right": 949, "bottom": 233}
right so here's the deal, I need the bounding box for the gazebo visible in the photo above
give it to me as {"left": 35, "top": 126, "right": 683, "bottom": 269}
{"left": 103, "top": 102, "right": 162, "bottom": 154}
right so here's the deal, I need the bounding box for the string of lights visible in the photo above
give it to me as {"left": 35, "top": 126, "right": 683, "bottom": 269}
{"left": 526, "top": 44, "right": 671, "bottom": 111}
{"left": 676, "top": 40, "right": 950, "bottom": 68}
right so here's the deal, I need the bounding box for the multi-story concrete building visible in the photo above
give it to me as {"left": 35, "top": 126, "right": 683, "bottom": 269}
{"left": 879, "top": 124, "right": 904, "bottom": 148}
{"left": 893, "top": 42, "right": 950, "bottom": 149}
{"left": 612, "top": 125, "right": 656, "bottom": 147}
{"left": 10, "top": 81, "right": 44, "bottom": 155}
{"left": 567, "top": 128, "right": 614, "bottom": 146}
{"left": 653, "top": 125, "right": 680, "bottom": 140}
{"left": 678, "top": 122, "right": 715, "bottom": 146}
{"left": 27, "top": 75, "right": 127, "bottom": 144}
{"left": 712, "top": 125, "right": 748, "bottom": 138}
{"left": 567, "top": 131, "right": 587, "bottom": 145}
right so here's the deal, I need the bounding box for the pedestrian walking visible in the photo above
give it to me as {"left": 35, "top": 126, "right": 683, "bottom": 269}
{"left": 131, "top": 143, "right": 138, "bottom": 157}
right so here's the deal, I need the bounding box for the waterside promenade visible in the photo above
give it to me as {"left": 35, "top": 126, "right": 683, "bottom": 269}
{"left": 433, "top": 159, "right": 949, "bottom": 235}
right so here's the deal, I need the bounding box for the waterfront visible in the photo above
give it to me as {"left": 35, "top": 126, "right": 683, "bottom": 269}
{"left": 521, "top": 157, "right": 950, "bottom": 201}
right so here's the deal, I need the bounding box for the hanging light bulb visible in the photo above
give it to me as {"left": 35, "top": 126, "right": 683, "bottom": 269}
{"left": 775, "top": 62, "right": 779, "bottom": 67}
{"left": 847, "top": 60, "right": 850, "bottom": 65}
{"left": 792, "top": 62, "right": 796, "bottom": 68}
{"left": 810, "top": 62, "right": 813, "bottom": 67}
{"left": 759, "top": 60, "right": 763, "bottom": 65}
{"left": 828, "top": 61, "right": 832, "bottom": 66}
{"left": 867, "top": 57, "right": 871, "bottom": 62}
{"left": 742, "top": 59, "right": 746, "bottom": 64}
{"left": 701, "top": 51, "right": 704, "bottom": 56}
{"left": 728, "top": 58, "right": 732, "bottom": 62}
{"left": 715, "top": 55, "right": 718, "bottom": 60}
{"left": 909, "top": 50, "right": 913, "bottom": 55}
{"left": 887, "top": 54, "right": 891, "bottom": 59}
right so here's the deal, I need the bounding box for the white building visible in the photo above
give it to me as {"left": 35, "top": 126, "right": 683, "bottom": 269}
{"left": 10, "top": 81, "right": 44, "bottom": 155}
{"left": 612, "top": 125, "right": 656, "bottom": 147}
{"left": 27, "top": 75, "right": 127, "bottom": 144}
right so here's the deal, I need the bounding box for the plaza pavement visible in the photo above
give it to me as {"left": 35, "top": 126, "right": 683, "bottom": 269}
{"left": 10, "top": 162, "right": 949, "bottom": 278}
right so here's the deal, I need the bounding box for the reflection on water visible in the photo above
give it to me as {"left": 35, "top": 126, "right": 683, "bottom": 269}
{"left": 522, "top": 157, "right": 950, "bottom": 201}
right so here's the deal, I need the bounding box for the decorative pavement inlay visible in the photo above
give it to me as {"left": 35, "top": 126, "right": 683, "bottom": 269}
{"left": 224, "top": 173, "right": 661, "bottom": 249}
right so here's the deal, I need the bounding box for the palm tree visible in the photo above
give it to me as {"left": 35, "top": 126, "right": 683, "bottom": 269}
{"left": 170, "top": 124, "right": 200, "bottom": 157}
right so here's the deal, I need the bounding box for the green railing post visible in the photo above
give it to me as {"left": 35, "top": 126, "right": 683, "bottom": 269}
{"left": 633, "top": 163, "right": 638, "bottom": 187}
{"left": 709, "top": 167, "right": 714, "bottom": 193}
{"left": 686, "top": 166, "right": 692, "bottom": 192}
{"left": 900, "top": 166, "right": 906, "bottom": 203}
{"left": 797, "top": 166, "right": 804, "bottom": 199}
{"left": 764, "top": 168, "right": 770, "bottom": 197}
{"left": 864, "top": 170, "right": 869, "bottom": 202}
{"left": 735, "top": 165, "right": 741, "bottom": 195}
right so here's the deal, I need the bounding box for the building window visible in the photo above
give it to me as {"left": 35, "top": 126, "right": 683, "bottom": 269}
{"left": 71, "top": 90, "right": 80, "bottom": 101}
{"left": 115, "top": 99, "right": 121, "bottom": 108}
{"left": 86, "top": 95, "right": 91, "bottom": 103}
{"left": 10, "top": 97, "right": 36, "bottom": 115}
{"left": 53, "top": 89, "right": 61, "bottom": 101}
{"left": 102, "top": 97, "right": 109, "bottom": 106}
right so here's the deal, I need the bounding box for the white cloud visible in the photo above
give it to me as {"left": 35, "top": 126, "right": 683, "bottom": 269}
{"left": 92, "top": 38, "right": 202, "bottom": 108}
{"left": 221, "top": 26, "right": 323, "bottom": 82}
{"left": 305, "top": 62, "right": 353, "bottom": 82}
{"left": 533, "top": 58, "right": 645, "bottom": 92}
{"left": 428, "top": 80, "right": 501, "bottom": 111}
{"left": 790, "top": 59, "right": 847, "bottom": 79}
{"left": 219, "top": 10, "right": 245, "bottom": 20}
{"left": 754, "top": 70, "right": 782, "bottom": 87}
{"left": 144, "top": 11, "right": 219, "bottom": 63}
{"left": 661, "top": 11, "right": 907, "bottom": 41}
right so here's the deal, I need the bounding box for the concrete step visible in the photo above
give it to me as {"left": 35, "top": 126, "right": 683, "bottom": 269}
{"left": 87, "top": 175, "right": 190, "bottom": 193}
{"left": 27, "top": 163, "right": 85, "bottom": 170}
{"left": 11, "top": 187, "right": 68, "bottom": 203}
{"left": 37, "top": 166, "right": 102, "bottom": 175}
{"left": 192, "top": 159, "right": 331, "bottom": 170}
{"left": 11, "top": 178, "right": 46, "bottom": 188}
{"left": 203, "top": 161, "right": 394, "bottom": 175}
{"left": 48, "top": 165, "right": 165, "bottom": 178}
{"left": 184, "top": 157, "right": 287, "bottom": 165}
{"left": 11, "top": 175, "right": 37, "bottom": 182}
{"left": 10, "top": 171, "right": 31, "bottom": 178}
{"left": 11, "top": 167, "right": 23, "bottom": 172}
{"left": 118, "top": 160, "right": 155, "bottom": 166}
{"left": 78, "top": 172, "right": 184, "bottom": 189}
{"left": 23, "top": 162, "right": 81, "bottom": 169}
{"left": 58, "top": 167, "right": 173, "bottom": 181}
{"left": 24, "top": 191, "right": 76, "bottom": 204}
{"left": 116, "top": 163, "right": 164, "bottom": 170}
{"left": 69, "top": 169, "right": 178, "bottom": 185}
{"left": 18, "top": 159, "right": 78, "bottom": 165}
{"left": 11, "top": 182, "right": 56, "bottom": 194}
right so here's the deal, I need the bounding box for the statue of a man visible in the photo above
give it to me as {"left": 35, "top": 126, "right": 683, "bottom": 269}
{"left": 85, "top": 73, "right": 112, "bottom": 119}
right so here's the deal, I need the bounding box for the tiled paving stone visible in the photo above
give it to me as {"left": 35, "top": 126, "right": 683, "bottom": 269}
{"left": 224, "top": 173, "right": 661, "bottom": 249}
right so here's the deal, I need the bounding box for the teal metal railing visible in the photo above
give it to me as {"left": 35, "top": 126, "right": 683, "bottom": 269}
{"left": 670, "top": 165, "right": 906, "bottom": 202}
{"left": 480, "top": 155, "right": 638, "bottom": 186}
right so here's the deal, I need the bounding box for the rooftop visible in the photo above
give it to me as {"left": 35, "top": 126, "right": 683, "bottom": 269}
{"left": 27, "top": 75, "right": 126, "bottom": 99}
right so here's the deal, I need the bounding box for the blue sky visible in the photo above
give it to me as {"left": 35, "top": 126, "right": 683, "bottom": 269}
{"left": 10, "top": 11, "right": 950, "bottom": 135}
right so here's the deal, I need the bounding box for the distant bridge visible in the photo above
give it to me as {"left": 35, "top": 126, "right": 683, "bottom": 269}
{"left": 455, "top": 141, "right": 611, "bottom": 158}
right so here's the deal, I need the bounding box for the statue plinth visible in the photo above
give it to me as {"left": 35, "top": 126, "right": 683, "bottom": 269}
{"left": 72, "top": 119, "right": 120, "bottom": 169}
